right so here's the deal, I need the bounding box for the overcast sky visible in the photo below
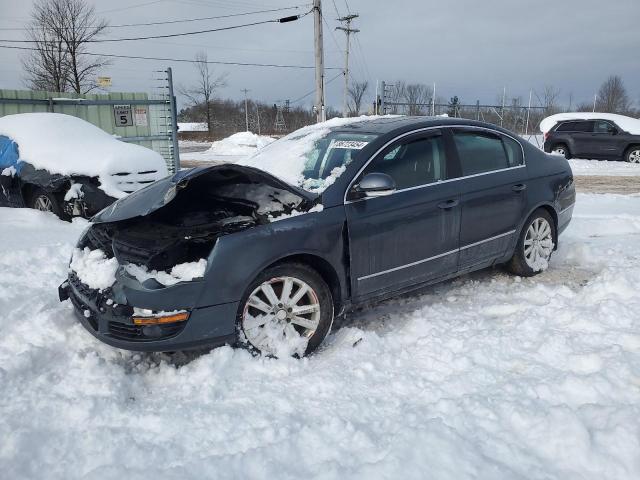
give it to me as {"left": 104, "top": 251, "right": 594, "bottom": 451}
{"left": 0, "top": 0, "right": 638, "bottom": 111}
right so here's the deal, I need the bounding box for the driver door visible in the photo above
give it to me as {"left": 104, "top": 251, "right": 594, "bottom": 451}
{"left": 345, "top": 130, "right": 461, "bottom": 300}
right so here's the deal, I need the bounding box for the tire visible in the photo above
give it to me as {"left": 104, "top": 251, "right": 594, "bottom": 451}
{"left": 551, "top": 144, "right": 570, "bottom": 159}
{"left": 236, "top": 263, "right": 334, "bottom": 357}
{"left": 624, "top": 146, "right": 640, "bottom": 163}
{"left": 29, "top": 187, "right": 68, "bottom": 220}
{"left": 506, "top": 209, "right": 556, "bottom": 277}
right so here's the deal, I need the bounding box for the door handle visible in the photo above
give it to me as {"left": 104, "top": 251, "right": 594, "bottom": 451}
{"left": 437, "top": 199, "right": 459, "bottom": 209}
{"left": 512, "top": 184, "right": 527, "bottom": 192}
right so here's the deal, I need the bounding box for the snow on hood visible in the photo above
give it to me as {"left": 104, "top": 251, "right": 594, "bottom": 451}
{"left": 0, "top": 113, "right": 168, "bottom": 198}
{"left": 237, "top": 115, "right": 389, "bottom": 193}
{"left": 207, "top": 131, "right": 275, "bottom": 157}
{"left": 540, "top": 112, "right": 640, "bottom": 134}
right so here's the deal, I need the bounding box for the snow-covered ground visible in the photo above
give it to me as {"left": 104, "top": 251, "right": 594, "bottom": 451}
{"left": 178, "top": 122, "right": 208, "bottom": 132}
{"left": 1, "top": 193, "right": 640, "bottom": 479}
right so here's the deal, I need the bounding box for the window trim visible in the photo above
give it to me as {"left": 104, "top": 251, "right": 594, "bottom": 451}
{"left": 344, "top": 125, "right": 526, "bottom": 205}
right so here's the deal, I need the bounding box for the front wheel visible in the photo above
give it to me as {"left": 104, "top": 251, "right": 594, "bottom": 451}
{"left": 30, "top": 187, "right": 67, "bottom": 220}
{"left": 506, "top": 209, "right": 556, "bottom": 277}
{"left": 237, "top": 263, "right": 334, "bottom": 357}
{"left": 625, "top": 146, "right": 640, "bottom": 163}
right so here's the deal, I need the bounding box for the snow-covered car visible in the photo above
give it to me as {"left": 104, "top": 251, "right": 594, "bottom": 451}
{"left": 59, "top": 116, "right": 576, "bottom": 357}
{"left": 541, "top": 112, "right": 640, "bottom": 163}
{"left": 0, "top": 113, "right": 168, "bottom": 218}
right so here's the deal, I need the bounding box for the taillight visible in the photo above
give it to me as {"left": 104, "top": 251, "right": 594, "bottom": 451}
{"left": 544, "top": 132, "right": 550, "bottom": 141}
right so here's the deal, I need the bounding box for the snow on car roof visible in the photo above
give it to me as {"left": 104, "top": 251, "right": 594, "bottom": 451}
{"left": 540, "top": 112, "right": 640, "bottom": 134}
{"left": 0, "top": 113, "right": 167, "bottom": 198}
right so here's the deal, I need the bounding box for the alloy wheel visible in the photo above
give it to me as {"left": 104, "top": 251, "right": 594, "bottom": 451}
{"left": 524, "top": 217, "right": 554, "bottom": 270}
{"left": 241, "top": 276, "right": 321, "bottom": 356}
{"left": 34, "top": 194, "right": 54, "bottom": 212}
{"left": 628, "top": 149, "right": 640, "bottom": 163}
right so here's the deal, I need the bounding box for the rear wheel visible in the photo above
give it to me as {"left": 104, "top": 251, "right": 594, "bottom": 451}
{"left": 625, "top": 146, "right": 640, "bottom": 163}
{"left": 506, "top": 209, "right": 556, "bottom": 277}
{"left": 237, "top": 263, "right": 334, "bottom": 357}
{"left": 30, "top": 187, "right": 67, "bottom": 219}
{"left": 551, "top": 144, "right": 570, "bottom": 159}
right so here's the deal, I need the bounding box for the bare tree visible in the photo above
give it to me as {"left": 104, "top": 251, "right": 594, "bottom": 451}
{"left": 347, "top": 81, "right": 368, "bottom": 116}
{"left": 534, "top": 85, "right": 561, "bottom": 116}
{"left": 404, "top": 83, "right": 431, "bottom": 116}
{"left": 179, "top": 52, "right": 228, "bottom": 134}
{"left": 22, "top": 0, "right": 110, "bottom": 93}
{"left": 596, "top": 75, "right": 630, "bottom": 113}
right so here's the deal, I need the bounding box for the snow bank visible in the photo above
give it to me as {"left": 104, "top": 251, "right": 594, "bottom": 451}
{"left": 206, "top": 131, "right": 275, "bottom": 157}
{"left": 239, "top": 115, "right": 389, "bottom": 193}
{"left": 3, "top": 194, "right": 640, "bottom": 479}
{"left": 178, "top": 122, "right": 207, "bottom": 132}
{"left": 124, "top": 258, "right": 207, "bottom": 286}
{"left": 69, "top": 247, "right": 118, "bottom": 291}
{"left": 0, "top": 113, "right": 168, "bottom": 198}
{"left": 540, "top": 112, "right": 640, "bottom": 134}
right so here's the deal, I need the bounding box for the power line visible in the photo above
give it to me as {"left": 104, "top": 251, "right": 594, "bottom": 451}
{"left": 0, "top": 11, "right": 311, "bottom": 44}
{"left": 0, "top": 5, "right": 310, "bottom": 31}
{"left": 291, "top": 71, "right": 343, "bottom": 104}
{"left": 0, "top": 44, "right": 342, "bottom": 70}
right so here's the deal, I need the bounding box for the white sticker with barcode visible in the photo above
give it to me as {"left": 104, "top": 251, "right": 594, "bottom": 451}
{"left": 331, "top": 140, "right": 369, "bottom": 149}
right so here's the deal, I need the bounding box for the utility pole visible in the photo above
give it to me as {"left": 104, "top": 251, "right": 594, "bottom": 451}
{"left": 313, "top": 0, "right": 325, "bottom": 123}
{"left": 241, "top": 88, "right": 250, "bottom": 131}
{"left": 336, "top": 14, "right": 359, "bottom": 117}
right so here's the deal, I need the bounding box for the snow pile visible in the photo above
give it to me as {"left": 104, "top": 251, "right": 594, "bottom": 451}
{"left": 178, "top": 122, "right": 207, "bottom": 132}
{"left": 124, "top": 258, "right": 207, "bottom": 286}
{"left": 239, "top": 115, "right": 388, "bottom": 193}
{"left": 69, "top": 247, "right": 118, "bottom": 291}
{"left": 0, "top": 113, "right": 168, "bottom": 198}
{"left": 540, "top": 112, "right": 640, "bottom": 134}
{"left": 3, "top": 194, "right": 640, "bottom": 478}
{"left": 206, "top": 131, "right": 275, "bottom": 157}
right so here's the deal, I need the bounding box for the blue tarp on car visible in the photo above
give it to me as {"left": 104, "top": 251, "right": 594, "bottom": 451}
{"left": 0, "top": 135, "right": 20, "bottom": 174}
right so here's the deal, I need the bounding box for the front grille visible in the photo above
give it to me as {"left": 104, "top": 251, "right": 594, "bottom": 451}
{"left": 108, "top": 320, "right": 185, "bottom": 341}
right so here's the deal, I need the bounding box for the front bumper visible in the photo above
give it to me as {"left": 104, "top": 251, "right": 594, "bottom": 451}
{"left": 59, "top": 273, "right": 238, "bottom": 352}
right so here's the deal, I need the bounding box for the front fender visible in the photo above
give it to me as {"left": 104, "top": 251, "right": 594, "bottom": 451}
{"left": 196, "top": 205, "right": 347, "bottom": 308}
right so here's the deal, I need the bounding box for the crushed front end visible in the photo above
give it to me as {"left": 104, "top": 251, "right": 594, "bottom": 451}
{"left": 59, "top": 164, "right": 317, "bottom": 351}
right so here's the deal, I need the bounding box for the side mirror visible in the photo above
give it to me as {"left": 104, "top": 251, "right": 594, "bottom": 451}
{"left": 351, "top": 172, "right": 396, "bottom": 199}
{"left": 608, "top": 127, "right": 618, "bottom": 135}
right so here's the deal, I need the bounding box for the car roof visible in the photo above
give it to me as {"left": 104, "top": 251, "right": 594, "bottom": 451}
{"left": 329, "top": 116, "right": 509, "bottom": 136}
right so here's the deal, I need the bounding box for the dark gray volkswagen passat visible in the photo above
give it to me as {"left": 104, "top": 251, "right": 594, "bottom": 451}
{"left": 59, "top": 116, "right": 575, "bottom": 357}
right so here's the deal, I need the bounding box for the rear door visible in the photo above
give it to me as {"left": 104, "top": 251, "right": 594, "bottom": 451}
{"left": 450, "top": 128, "right": 527, "bottom": 270}
{"left": 345, "top": 130, "right": 461, "bottom": 299}
{"left": 567, "top": 120, "right": 595, "bottom": 157}
{"left": 586, "top": 120, "right": 624, "bottom": 159}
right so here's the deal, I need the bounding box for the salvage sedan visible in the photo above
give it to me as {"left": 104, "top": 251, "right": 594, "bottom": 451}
{"left": 59, "top": 116, "right": 576, "bottom": 357}
{"left": 0, "top": 113, "right": 167, "bottom": 218}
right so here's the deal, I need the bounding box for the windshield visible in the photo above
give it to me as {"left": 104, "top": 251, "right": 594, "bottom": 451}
{"left": 238, "top": 125, "right": 378, "bottom": 194}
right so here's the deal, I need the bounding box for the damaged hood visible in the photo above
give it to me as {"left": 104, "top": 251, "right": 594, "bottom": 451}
{"left": 91, "top": 164, "right": 316, "bottom": 224}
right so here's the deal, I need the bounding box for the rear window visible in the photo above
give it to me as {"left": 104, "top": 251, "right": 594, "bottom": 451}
{"left": 453, "top": 131, "right": 509, "bottom": 176}
{"left": 555, "top": 121, "right": 593, "bottom": 132}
